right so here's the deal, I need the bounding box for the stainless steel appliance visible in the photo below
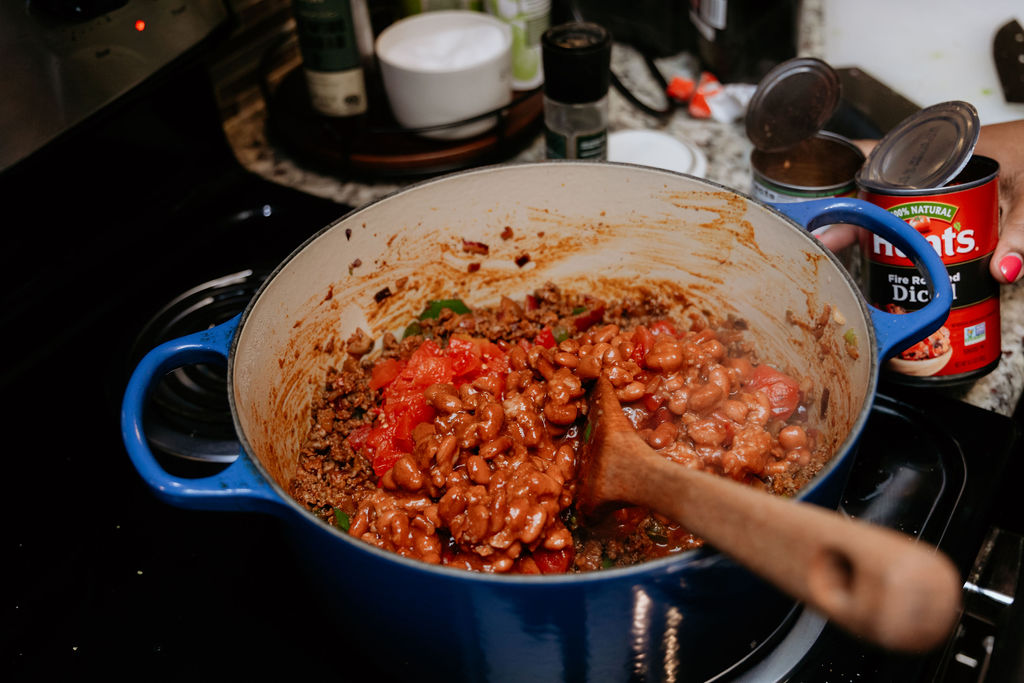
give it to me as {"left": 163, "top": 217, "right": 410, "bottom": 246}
{"left": 3, "top": 2, "right": 1022, "bottom": 679}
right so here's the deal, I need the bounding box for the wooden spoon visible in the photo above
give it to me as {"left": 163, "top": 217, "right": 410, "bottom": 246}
{"left": 576, "top": 376, "right": 962, "bottom": 653}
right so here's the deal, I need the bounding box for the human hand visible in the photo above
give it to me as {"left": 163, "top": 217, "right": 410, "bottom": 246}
{"left": 814, "top": 123, "right": 1024, "bottom": 284}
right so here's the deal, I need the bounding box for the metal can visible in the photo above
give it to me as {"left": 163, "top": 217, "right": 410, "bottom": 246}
{"left": 750, "top": 131, "right": 864, "bottom": 203}
{"left": 857, "top": 102, "right": 1001, "bottom": 385}
{"left": 744, "top": 58, "right": 863, "bottom": 203}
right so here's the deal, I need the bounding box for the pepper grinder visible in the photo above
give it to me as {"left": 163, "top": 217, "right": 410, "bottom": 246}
{"left": 541, "top": 22, "right": 612, "bottom": 160}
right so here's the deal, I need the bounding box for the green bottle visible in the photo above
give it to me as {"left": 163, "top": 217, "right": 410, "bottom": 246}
{"left": 293, "top": 0, "right": 368, "bottom": 117}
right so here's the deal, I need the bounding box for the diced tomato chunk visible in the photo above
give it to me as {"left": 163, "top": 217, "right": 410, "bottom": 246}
{"left": 612, "top": 506, "right": 647, "bottom": 534}
{"left": 361, "top": 335, "right": 511, "bottom": 476}
{"left": 534, "top": 327, "right": 557, "bottom": 349}
{"left": 649, "top": 320, "right": 677, "bottom": 337}
{"left": 369, "top": 358, "right": 404, "bottom": 390}
{"left": 631, "top": 325, "right": 654, "bottom": 365}
{"left": 642, "top": 393, "right": 664, "bottom": 412}
{"left": 573, "top": 305, "right": 606, "bottom": 331}
{"left": 532, "top": 547, "right": 574, "bottom": 574}
{"left": 447, "top": 336, "right": 482, "bottom": 377}
{"left": 745, "top": 365, "right": 801, "bottom": 421}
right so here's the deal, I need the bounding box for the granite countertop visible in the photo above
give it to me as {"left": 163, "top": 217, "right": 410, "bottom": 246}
{"left": 218, "top": 3, "right": 1023, "bottom": 419}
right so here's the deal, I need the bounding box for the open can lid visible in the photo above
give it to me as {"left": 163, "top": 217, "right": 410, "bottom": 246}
{"left": 745, "top": 57, "right": 841, "bottom": 153}
{"left": 856, "top": 100, "right": 980, "bottom": 190}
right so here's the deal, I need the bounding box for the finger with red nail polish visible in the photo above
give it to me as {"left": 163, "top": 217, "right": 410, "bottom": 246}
{"left": 999, "top": 253, "right": 1023, "bottom": 283}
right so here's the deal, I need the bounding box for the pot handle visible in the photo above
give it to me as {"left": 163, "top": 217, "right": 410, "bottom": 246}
{"left": 771, "top": 198, "right": 953, "bottom": 360}
{"left": 120, "top": 315, "right": 283, "bottom": 514}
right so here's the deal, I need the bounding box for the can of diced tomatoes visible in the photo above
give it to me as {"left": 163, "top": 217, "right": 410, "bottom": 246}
{"left": 857, "top": 101, "right": 1001, "bottom": 386}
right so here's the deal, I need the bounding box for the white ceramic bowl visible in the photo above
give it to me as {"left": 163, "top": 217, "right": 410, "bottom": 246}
{"left": 375, "top": 10, "right": 513, "bottom": 140}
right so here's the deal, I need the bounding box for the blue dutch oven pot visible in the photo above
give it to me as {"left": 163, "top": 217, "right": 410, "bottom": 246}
{"left": 122, "top": 162, "right": 951, "bottom": 682}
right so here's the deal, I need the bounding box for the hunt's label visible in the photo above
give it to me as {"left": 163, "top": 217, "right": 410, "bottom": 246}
{"left": 859, "top": 168, "right": 1001, "bottom": 381}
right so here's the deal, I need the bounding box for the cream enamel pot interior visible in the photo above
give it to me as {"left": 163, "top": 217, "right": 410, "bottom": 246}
{"left": 122, "top": 162, "right": 952, "bottom": 682}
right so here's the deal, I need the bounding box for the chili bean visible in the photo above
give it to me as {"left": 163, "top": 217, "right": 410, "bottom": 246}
{"left": 724, "top": 355, "right": 754, "bottom": 383}
{"left": 392, "top": 454, "right": 424, "bottom": 491}
{"left": 701, "top": 338, "right": 726, "bottom": 362}
{"left": 647, "top": 421, "right": 677, "bottom": 449}
{"left": 523, "top": 382, "right": 547, "bottom": 408}
{"left": 663, "top": 374, "right": 684, "bottom": 392}
{"left": 553, "top": 351, "right": 579, "bottom": 369}
{"left": 525, "top": 470, "right": 561, "bottom": 498}
{"left": 708, "top": 365, "right": 732, "bottom": 396}
{"left": 425, "top": 383, "right": 463, "bottom": 413}
{"left": 778, "top": 425, "right": 808, "bottom": 450}
{"left": 576, "top": 354, "right": 602, "bottom": 379}
{"left": 558, "top": 338, "right": 580, "bottom": 354}
{"left": 415, "top": 531, "right": 442, "bottom": 564}
{"left": 719, "top": 398, "right": 750, "bottom": 424}
{"left": 465, "top": 503, "right": 490, "bottom": 542}
{"left": 742, "top": 392, "right": 772, "bottom": 426}
{"left": 476, "top": 402, "right": 504, "bottom": 441}
{"left": 542, "top": 525, "right": 572, "bottom": 550}
{"left": 785, "top": 446, "right": 812, "bottom": 467}
{"left": 520, "top": 505, "right": 547, "bottom": 544}
{"left": 687, "top": 417, "right": 729, "bottom": 447}
{"left": 647, "top": 339, "right": 684, "bottom": 372}
{"left": 605, "top": 363, "right": 634, "bottom": 387}
{"left": 424, "top": 504, "right": 441, "bottom": 528}
{"left": 388, "top": 511, "right": 410, "bottom": 546}
{"left": 411, "top": 512, "right": 436, "bottom": 536}
{"left": 590, "top": 342, "right": 612, "bottom": 362}
{"left": 719, "top": 428, "right": 774, "bottom": 478}
{"left": 547, "top": 376, "right": 573, "bottom": 404}
{"left": 437, "top": 487, "right": 466, "bottom": 522}
{"left": 379, "top": 467, "right": 398, "bottom": 491}
{"left": 452, "top": 413, "right": 480, "bottom": 449}
{"left": 466, "top": 455, "right": 491, "bottom": 484}
{"left": 535, "top": 354, "right": 556, "bottom": 381}
{"left": 508, "top": 345, "right": 529, "bottom": 371}
{"left": 687, "top": 382, "right": 724, "bottom": 414}
{"left": 349, "top": 506, "right": 370, "bottom": 537}
{"left": 473, "top": 372, "right": 505, "bottom": 397}
{"left": 479, "top": 435, "right": 512, "bottom": 459}
{"left": 616, "top": 381, "right": 646, "bottom": 403}
{"left": 544, "top": 400, "right": 578, "bottom": 426}
{"left": 667, "top": 390, "right": 688, "bottom": 416}
{"left": 593, "top": 323, "right": 619, "bottom": 343}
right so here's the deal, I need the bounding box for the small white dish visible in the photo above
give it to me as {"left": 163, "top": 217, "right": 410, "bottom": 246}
{"left": 608, "top": 130, "right": 708, "bottom": 177}
{"left": 375, "top": 10, "right": 513, "bottom": 140}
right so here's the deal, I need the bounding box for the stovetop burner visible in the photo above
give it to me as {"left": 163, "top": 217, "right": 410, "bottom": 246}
{"left": 129, "top": 269, "right": 268, "bottom": 467}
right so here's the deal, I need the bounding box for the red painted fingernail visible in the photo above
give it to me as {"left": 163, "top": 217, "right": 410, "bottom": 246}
{"left": 999, "top": 253, "right": 1023, "bottom": 283}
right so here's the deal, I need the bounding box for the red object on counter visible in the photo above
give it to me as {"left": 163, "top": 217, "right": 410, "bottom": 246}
{"left": 666, "top": 75, "right": 695, "bottom": 103}
{"left": 688, "top": 71, "right": 722, "bottom": 119}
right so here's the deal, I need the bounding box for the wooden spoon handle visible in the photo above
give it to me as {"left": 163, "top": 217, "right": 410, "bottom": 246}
{"left": 608, "top": 433, "right": 963, "bottom": 652}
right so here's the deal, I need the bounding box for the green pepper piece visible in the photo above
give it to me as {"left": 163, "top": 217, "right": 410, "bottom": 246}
{"left": 552, "top": 324, "right": 569, "bottom": 343}
{"left": 334, "top": 509, "right": 351, "bottom": 531}
{"left": 571, "top": 305, "right": 587, "bottom": 315}
{"left": 402, "top": 321, "right": 423, "bottom": 339}
{"left": 418, "top": 298, "right": 471, "bottom": 319}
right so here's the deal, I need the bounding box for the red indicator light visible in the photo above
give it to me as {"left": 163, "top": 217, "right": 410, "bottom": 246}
{"left": 135, "top": 19, "right": 146, "bottom": 32}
